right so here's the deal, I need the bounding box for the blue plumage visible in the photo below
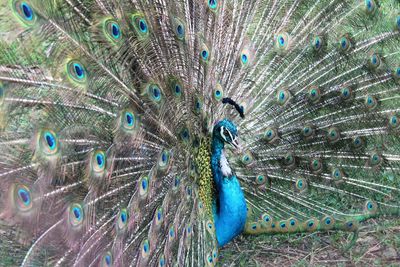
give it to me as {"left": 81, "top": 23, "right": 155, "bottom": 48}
{"left": 211, "top": 120, "right": 247, "bottom": 247}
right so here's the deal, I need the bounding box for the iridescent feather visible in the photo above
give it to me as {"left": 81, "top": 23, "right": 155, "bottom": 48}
{"left": 0, "top": 0, "right": 399, "bottom": 266}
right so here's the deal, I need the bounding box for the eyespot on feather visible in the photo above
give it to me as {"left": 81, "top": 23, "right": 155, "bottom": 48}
{"left": 11, "top": 184, "right": 33, "bottom": 213}
{"left": 12, "top": 1, "right": 37, "bottom": 26}
{"left": 275, "top": 32, "right": 290, "bottom": 53}
{"left": 338, "top": 33, "right": 353, "bottom": 53}
{"left": 101, "top": 251, "right": 113, "bottom": 267}
{"left": 66, "top": 60, "right": 87, "bottom": 85}
{"left": 38, "top": 129, "right": 59, "bottom": 156}
{"left": 131, "top": 13, "right": 150, "bottom": 38}
{"left": 103, "top": 19, "right": 122, "bottom": 43}
{"left": 116, "top": 208, "right": 128, "bottom": 231}
{"left": 68, "top": 203, "right": 84, "bottom": 227}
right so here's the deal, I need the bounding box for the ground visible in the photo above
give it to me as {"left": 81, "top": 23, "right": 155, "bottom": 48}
{"left": 219, "top": 218, "right": 400, "bottom": 266}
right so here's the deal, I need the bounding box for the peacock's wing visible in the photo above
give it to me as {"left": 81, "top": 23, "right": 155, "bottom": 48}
{"left": 225, "top": 0, "right": 400, "bottom": 248}
{"left": 0, "top": 0, "right": 234, "bottom": 265}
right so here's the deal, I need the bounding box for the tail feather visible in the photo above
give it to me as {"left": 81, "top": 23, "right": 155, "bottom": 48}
{"left": 0, "top": 0, "right": 399, "bottom": 266}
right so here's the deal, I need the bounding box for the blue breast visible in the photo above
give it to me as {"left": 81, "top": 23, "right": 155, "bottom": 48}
{"left": 211, "top": 138, "right": 247, "bottom": 247}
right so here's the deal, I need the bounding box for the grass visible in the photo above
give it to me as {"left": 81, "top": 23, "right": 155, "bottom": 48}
{"left": 219, "top": 218, "right": 400, "bottom": 266}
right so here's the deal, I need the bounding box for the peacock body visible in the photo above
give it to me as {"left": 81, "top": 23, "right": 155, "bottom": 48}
{"left": 0, "top": 0, "right": 399, "bottom": 266}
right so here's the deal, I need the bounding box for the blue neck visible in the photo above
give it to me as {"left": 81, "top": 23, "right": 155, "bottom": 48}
{"left": 211, "top": 137, "right": 247, "bottom": 247}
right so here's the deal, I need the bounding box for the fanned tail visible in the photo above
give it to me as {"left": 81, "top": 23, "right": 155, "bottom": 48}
{"left": 228, "top": 0, "right": 400, "bottom": 244}
{"left": 0, "top": 0, "right": 399, "bottom": 266}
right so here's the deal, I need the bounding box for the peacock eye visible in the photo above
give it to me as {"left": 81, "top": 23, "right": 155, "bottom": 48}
{"left": 131, "top": 13, "right": 149, "bottom": 38}
{"left": 368, "top": 53, "right": 381, "bottom": 69}
{"left": 158, "top": 255, "right": 165, "bottom": 267}
{"left": 213, "top": 249, "right": 218, "bottom": 260}
{"left": 340, "top": 87, "right": 353, "bottom": 100}
{"left": 276, "top": 89, "right": 290, "bottom": 105}
{"left": 116, "top": 208, "right": 128, "bottom": 230}
{"left": 173, "top": 18, "right": 185, "bottom": 40}
{"left": 311, "top": 35, "right": 324, "bottom": 51}
{"left": 331, "top": 167, "right": 344, "bottom": 182}
{"left": 175, "top": 84, "right": 181, "bottom": 94}
{"left": 305, "top": 218, "right": 318, "bottom": 231}
{"left": 125, "top": 111, "right": 134, "bottom": 127}
{"left": 241, "top": 152, "right": 253, "bottom": 165}
{"left": 141, "top": 239, "right": 150, "bottom": 258}
{"left": 283, "top": 153, "right": 295, "bottom": 167}
{"left": 369, "top": 153, "right": 381, "bottom": 166}
{"left": 105, "top": 20, "right": 122, "bottom": 42}
{"left": 13, "top": 184, "right": 33, "bottom": 212}
{"left": 264, "top": 127, "right": 277, "bottom": 142}
{"left": 308, "top": 85, "right": 321, "bottom": 103}
{"left": 339, "top": 35, "right": 352, "bottom": 52}
{"left": 173, "top": 176, "right": 180, "bottom": 190}
{"left": 255, "top": 174, "right": 266, "bottom": 185}
{"left": 364, "top": 0, "right": 376, "bottom": 14}
{"left": 327, "top": 127, "right": 340, "bottom": 143}
{"left": 102, "top": 252, "right": 113, "bottom": 267}
{"left": 302, "top": 125, "right": 314, "bottom": 138}
{"left": 310, "top": 158, "right": 322, "bottom": 172}
{"left": 261, "top": 213, "right": 272, "bottom": 223}
{"left": 241, "top": 53, "right": 248, "bottom": 64}
{"left": 21, "top": 2, "right": 33, "bottom": 20}
{"left": 208, "top": 0, "right": 218, "bottom": 10}
{"left": 180, "top": 127, "right": 190, "bottom": 142}
{"left": 158, "top": 150, "right": 170, "bottom": 170}
{"left": 12, "top": 1, "right": 37, "bottom": 26}
{"left": 176, "top": 24, "right": 184, "bottom": 36}
{"left": 275, "top": 32, "right": 290, "bottom": 51}
{"left": 92, "top": 151, "right": 106, "bottom": 173}
{"left": 194, "top": 96, "right": 203, "bottom": 114}
{"left": 139, "top": 176, "right": 149, "bottom": 197}
{"left": 389, "top": 115, "right": 399, "bottom": 129}
{"left": 139, "top": 19, "right": 147, "bottom": 32}
{"left": 352, "top": 136, "right": 364, "bottom": 149}
{"left": 324, "top": 216, "right": 332, "bottom": 225}
{"left": 201, "top": 48, "right": 209, "bottom": 62}
{"left": 168, "top": 225, "right": 175, "bottom": 240}
{"left": 154, "top": 206, "right": 164, "bottom": 225}
{"left": 365, "top": 95, "right": 377, "bottom": 110}
{"left": 214, "top": 84, "right": 224, "bottom": 101}
{"left": 295, "top": 178, "right": 307, "bottom": 192}
{"left": 340, "top": 38, "right": 348, "bottom": 49}
{"left": 214, "top": 89, "right": 222, "bottom": 99}
{"left": 147, "top": 84, "right": 162, "bottom": 103}
{"left": 67, "top": 60, "right": 87, "bottom": 84}
{"left": 364, "top": 200, "right": 377, "bottom": 214}
{"left": 40, "top": 130, "right": 59, "bottom": 155}
{"left": 69, "top": 203, "right": 84, "bottom": 227}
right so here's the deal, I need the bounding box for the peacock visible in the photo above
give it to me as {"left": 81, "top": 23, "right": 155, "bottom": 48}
{"left": 0, "top": 0, "right": 399, "bottom": 265}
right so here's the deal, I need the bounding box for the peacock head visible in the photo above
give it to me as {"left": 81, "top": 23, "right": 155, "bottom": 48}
{"left": 213, "top": 119, "right": 240, "bottom": 149}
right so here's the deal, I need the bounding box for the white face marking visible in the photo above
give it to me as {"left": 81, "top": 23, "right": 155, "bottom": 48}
{"left": 220, "top": 150, "right": 232, "bottom": 177}
{"left": 220, "top": 126, "right": 227, "bottom": 142}
{"left": 220, "top": 126, "right": 234, "bottom": 143}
